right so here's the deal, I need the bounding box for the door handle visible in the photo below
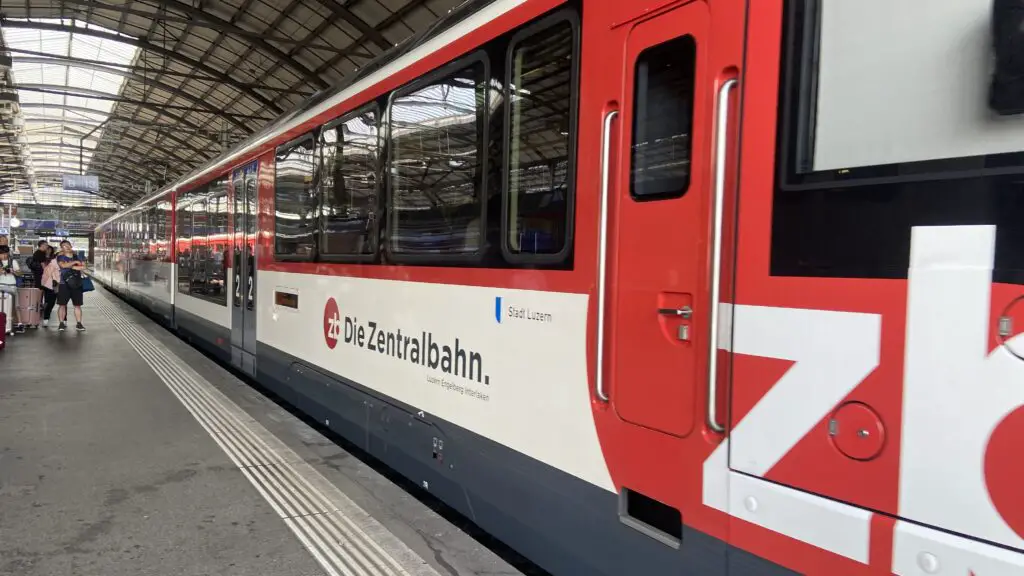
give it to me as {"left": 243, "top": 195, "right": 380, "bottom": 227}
{"left": 658, "top": 306, "right": 692, "bottom": 319}
{"left": 706, "top": 78, "right": 738, "bottom": 434}
{"left": 595, "top": 109, "right": 618, "bottom": 403}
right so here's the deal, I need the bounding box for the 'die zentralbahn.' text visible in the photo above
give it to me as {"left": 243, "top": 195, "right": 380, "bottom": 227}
{"left": 342, "top": 316, "right": 490, "bottom": 384}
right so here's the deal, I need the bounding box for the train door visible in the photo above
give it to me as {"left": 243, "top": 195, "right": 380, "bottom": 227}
{"left": 605, "top": 0, "right": 743, "bottom": 437}
{"left": 230, "top": 160, "right": 259, "bottom": 376}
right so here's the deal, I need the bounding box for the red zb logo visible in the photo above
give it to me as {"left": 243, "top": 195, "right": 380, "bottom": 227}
{"left": 323, "top": 297, "right": 341, "bottom": 349}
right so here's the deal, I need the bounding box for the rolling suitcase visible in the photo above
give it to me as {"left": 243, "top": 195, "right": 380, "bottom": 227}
{"left": 0, "top": 291, "right": 11, "bottom": 336}
{"left": 17, "top": 287, "right": 41, "bottom": 328}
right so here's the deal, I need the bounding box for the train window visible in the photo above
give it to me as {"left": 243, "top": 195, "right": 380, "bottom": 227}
{"left": 319, "top": 106, "right": 379, "bottom": 260}
{"left": 205, "top": 190, "right": 229, "bottom": 306}
{"left": 274, "top": 136, "right": 318, "bottom": 261}
{"left": 176, "top": 192, "right": 192, "bottom": 295}
{"left": 503, "top": 17, "right": 578, "bottom": 259}
{"left": 146, "top": 207, "right": 156, "bottom": 260}
{"left": 630, "top": 35, "right": 697, "bottom": 200}
{"left": 387, "top": 58, "right": 487, "bottom": 258}
{"left": 150, "top": 207, "right": 159, "bottom": 257}
{"left": 770, "top": 0, "right": 1024, "bottom": 285}
{"left": 157, "top": 200, "right": 172, "bottom": 261}
{"left": 190, "top": 197, "right": 210, "bottom": 298}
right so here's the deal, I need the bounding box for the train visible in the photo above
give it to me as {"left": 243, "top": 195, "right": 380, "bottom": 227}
{"left": 92, "top": 0, "right": 1024, "bottom": 574}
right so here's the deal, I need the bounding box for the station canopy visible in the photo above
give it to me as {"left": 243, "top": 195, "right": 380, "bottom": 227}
{"left": 0, "top": 0, "right": 461, "bottom": 210}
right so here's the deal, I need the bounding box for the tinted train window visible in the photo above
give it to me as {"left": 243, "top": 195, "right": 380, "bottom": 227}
{"left": 771, "top": 0, "right": 1024, "bottom": 285}
{"left": 176, "top": 192, "right": 192, "bottom": 295}
{"left": 274, "top": 138, "right": 317, "bottom": 260}
{"left": 320, "top": 108, "right": 379, "bottom": 258}
{"left": 388, "top": 61, "right": 486, "bottom": 256}
{"left": 156, "top": 201, "right": 171, "bottom": 260}
{"left": 505, "top": 20, "right": 576, "bottom": 257}
{"left": 205, "top": 191, "right": 229, "bottom": 305}
{"left": 630, "top": 35, "right": 697, "bottom": 199}
{"left": 190, "top": 197, "right": 210, "bottom": 297}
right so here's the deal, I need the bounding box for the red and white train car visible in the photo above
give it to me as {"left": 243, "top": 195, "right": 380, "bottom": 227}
{"left": 94, "top": 0, "right": 1024, "bottom": 573}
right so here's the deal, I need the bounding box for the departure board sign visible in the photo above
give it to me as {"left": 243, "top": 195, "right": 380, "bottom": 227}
{"left": 62, "top": 173, "right": 99, "bottom": 192}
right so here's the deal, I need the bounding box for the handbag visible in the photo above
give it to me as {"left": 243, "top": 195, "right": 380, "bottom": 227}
{"left": 81, "top": 276, "right": 94, "bottom": 293}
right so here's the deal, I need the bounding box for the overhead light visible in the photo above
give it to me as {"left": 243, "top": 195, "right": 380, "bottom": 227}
{"left": 10, "top": 217, "right": 21, "bottom": 228}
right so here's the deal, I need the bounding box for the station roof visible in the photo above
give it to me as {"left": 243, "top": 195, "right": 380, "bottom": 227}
{"left": 0, "top": 0, "right": 461, "bottom": 209}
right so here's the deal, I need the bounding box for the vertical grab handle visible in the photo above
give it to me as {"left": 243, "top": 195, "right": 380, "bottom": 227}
{"left": 596, "top": 109, "right": 618, "bottom": 403}
{"left": 707, "top": 79, "right": 737, "bottom": 433}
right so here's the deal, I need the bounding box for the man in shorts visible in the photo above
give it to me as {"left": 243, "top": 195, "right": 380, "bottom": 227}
{"left": 55, "top": 240, "right": 86, "bottom": 332}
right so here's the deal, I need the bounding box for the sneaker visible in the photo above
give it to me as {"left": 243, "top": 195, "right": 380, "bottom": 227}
{"left": 42, "top": 319, "right": 48, "bottom": 328}
{"left": 15, "top": 324, "right": 25, "bottom": 333}
{"left": 58, "top": 322, "right": 66, "bottom": 332}
{"left": 76, "top": 323, "right": 85, "bottom": 332}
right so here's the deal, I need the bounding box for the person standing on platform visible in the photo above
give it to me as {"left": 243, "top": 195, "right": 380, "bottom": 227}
{"left": 29, "top": 240, "right": 49, "bottom": 283}
{"left": 0, "top": 245, "right": 23, "bottom": 334}
{"left": 40, "top": 245, "right": 59, "bottom": 327}
{"left": 55, "top": 240, "right": 86, "bottom": 332}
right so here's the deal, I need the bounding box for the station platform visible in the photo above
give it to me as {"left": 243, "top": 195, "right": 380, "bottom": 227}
{"left": 0, "top": 288, "right": 538, "bottom": 576}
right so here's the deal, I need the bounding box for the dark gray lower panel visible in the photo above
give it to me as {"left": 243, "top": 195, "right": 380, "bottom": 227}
{"left": 124, "top": 292, "right": 173, "bottom": 328}
{"left": 255, "top": 344, "right": 798, "bottom": 576}
{"left": 173, "top": 307, "right": 231, "bottom": 363}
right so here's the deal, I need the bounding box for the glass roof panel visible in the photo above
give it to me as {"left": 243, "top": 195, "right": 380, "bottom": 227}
{"left": 0, "top": 185, "right": 120, "bottom": 209}
{"left": 1, "top": 18, "right": 139, "bottom": 202}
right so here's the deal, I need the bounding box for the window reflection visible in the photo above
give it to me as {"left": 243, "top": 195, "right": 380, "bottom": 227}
{"left": 176, "top": 191, "right": 192, "bottom": 295}
{"left": 320, "top": 110, "right": 379, "bottom": 257}
{"left": 196, "top": 185, "right": 229, "bottom": 306}
{"left": 189, "top": 198, "right": 209, "bottom": 296}
{"left": 506, "top": 22, "right": 575, "bottom": 255}
{"left": 388, "top": 63, "right": 486, "bottom": 255}
{"left": 630, "top": 35, "right": 697, "bottom": 199}
{"left": 274, "top": 139, "right": 317, "bottom": 258}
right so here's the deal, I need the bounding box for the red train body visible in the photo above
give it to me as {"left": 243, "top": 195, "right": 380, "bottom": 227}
{"left": 96, "top": 1, "right": 1024, "bottom": 574}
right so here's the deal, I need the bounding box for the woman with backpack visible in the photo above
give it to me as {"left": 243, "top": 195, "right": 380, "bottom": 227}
{"left": 56, "top": 240, "right": 86, "bottom": 332}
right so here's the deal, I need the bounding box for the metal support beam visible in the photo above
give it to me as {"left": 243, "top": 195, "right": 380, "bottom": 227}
{"left": 6, "top": 50, "right": 316, "bottom": 95}
{"left": 12, "top": 85, "right": 272, "bottom": 121}
{"left": 150, "top": 0, "right": 330, "bottom": 90}
{"left": 81, "top": 117, "right": 108, "bottom": 175}
{"left": 315, "top": 0, "right": 393, "bottom": 51}
{"left": 55, "top": 0, "right": 364, "bottom": 58}
{"left": 0, "top": 19, "right": 287, "bottom": 114}
{"left": 18, "top": 103, "right": 213, "bottom": 158}
{"left": 12, "top": 58, "right": 251, "bottom": 130}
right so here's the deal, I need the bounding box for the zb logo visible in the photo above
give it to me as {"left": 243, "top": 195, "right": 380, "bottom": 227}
{"left": 323, "top": 297, "right": 342, "bottom": 349}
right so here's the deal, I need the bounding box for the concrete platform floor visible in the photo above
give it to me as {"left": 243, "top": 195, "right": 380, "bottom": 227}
{"left": 0, "top": 289, "right": 539, "bottom": 576}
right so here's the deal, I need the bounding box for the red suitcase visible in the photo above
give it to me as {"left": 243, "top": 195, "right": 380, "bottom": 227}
{"left": 0, "top": 291, "right": 10, "bottom": 342}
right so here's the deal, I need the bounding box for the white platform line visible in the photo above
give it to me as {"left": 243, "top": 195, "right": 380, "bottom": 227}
{"left": 94, "top": 294, "right": 441, "bottom": 576}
